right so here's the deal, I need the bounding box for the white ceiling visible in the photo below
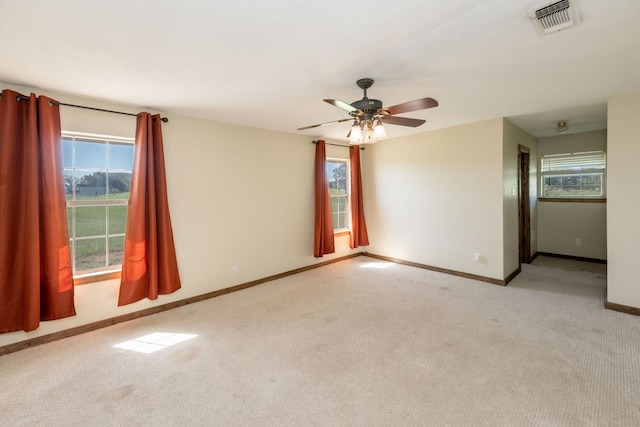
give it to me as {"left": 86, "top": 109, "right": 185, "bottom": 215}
{"left": 1, "top": 0, "right": 639, "bottom": 140}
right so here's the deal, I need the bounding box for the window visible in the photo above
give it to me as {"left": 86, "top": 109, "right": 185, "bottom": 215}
{"left": 326, "top": 158, "right": 349, "bottom": 231}
{"left": 540, "top": 151, "right": 606, "bottom": 199}
{"left": 62, "top": 132, "right": 135, "bottom": 275}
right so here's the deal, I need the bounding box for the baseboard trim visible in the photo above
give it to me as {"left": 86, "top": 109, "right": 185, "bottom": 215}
{"left": 0, "top": 252, "right": 364, "bottom": 356}
{"left": 604, "top": 299, "right": 640, "bottom": 317}
{"left": 504, "top": 267, "right": 521, "bottom": 285}
{"left": 363, "top": 252, "right": 509, "bottom": 286}
{"left": 536, "top": 252, "right": 607, "bottom": 265}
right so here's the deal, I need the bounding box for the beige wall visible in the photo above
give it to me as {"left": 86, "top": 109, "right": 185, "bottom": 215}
{"left": 503, "top": 119, "right": 537, "bottom": 277}
{"left": 363, "top": 118, "right": 506, "bottom": 280}
{"left": 5, "top": 79, "right": 629, "bottom": 347}
{"left": 536, "top": 130, "right": 607, "bottom": 260}
{"left": 0, "top": 83, "right": 360, "bottom": 347}
{"left": 607, "top": 92, "right": 640, "bottom": 309}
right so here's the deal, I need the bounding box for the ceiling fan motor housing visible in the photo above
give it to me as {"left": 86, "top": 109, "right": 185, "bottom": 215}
{"left": 351, "top": 98, "right": 383, "bottom": 115}
{"left": 352, "top": 78, "right": 382, "bottom": 117}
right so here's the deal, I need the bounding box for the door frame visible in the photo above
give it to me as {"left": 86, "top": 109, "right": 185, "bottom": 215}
{"left": 518, "top": 145, "right": 531, "bottom": 264}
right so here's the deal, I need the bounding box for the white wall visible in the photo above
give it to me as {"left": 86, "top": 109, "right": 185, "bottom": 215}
{"left": 503, "top": 119, "right": 537, "bottom": 276}
{"left": 537, "top": 130, "right": 607, "bottom": 260}
{"left": 0, "top": 83, "right": 360, "bottom": 347}
{"left": 607, "top": 92, "right": 640, "bottom": 309}
{"left": 363, "top": 118, "right": 505, "bottom": 280}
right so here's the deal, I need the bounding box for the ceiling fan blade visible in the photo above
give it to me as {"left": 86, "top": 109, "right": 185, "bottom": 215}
{"left": 297, "top": 118, "right": 352, "bottom": 131}
{"left": 324, "top": 99, "right": 358, "bottom": 114}
{"left": 385, "top": 97, "right": 438, "bottom": 116}
{"left": 382, "top": 116, "right": 426, "bottom": 127}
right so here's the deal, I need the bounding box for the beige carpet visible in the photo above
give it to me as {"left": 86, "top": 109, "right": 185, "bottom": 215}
{"left": 1, "top": 256, "right": 638, "bottom": 426}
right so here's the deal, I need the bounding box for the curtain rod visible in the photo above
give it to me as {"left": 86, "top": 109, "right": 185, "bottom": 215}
{"left": 1, "top": 92, "right": 168, "bottom": 122}
{"left": 312, "top": 140, "right": 365, "bottom": 150}
{"left": 56, "top": 101, "right": 169, "bottom": 123}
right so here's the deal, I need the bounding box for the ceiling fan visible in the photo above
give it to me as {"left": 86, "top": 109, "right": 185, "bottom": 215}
{"left": 297, "top": 78, "right": 438, "bottom": 144}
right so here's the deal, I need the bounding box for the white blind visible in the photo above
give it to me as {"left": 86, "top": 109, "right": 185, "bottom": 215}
{"left": 541, "top": 151, "right": 606, "bottom": 173}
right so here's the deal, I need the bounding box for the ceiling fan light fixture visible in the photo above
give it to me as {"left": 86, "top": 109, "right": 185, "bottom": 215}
{"left": 349, "top": 121, "right": 362, "bottom": 144}
{"left": 363, "top": 125, "right": 377, "bottom": 144}
{"left": 556, "top": 120, "right": 569, "bottom": 133}
{"left": 374, "top": 120, "right": 387, "bottom": 140}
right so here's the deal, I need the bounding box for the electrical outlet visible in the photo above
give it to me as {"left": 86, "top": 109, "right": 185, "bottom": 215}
{"left": 474, "top": 253, "right": 481, "bottom": 262}
{"left": 575, "top": 238, "right": 581, "bottom": 246}
{"left": 232, "top": 265, "right": 239, "bottom": 272}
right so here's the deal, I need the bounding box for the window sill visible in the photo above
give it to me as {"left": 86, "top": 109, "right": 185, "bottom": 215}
{"left": 334, "top": 230, "right": 351, "bottom": 237}
{"left": 74, "top": 270, "right": 121, "bottom": 286}
{"left": 538, "top": 198, "right": 606, "bottom": 203}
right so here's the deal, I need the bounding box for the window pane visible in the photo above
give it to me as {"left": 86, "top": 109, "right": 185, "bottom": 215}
{"left": 67, "top": 207, "right": 73, "bottom": 236}
{"left": 337, "top": 214, "right": 348, "bottom": 229}
{"left": 541, "top": 151, "right": 606, "bottom": 199}
{"left": 330, "top": 197, "right": 339, "bottom": 215}
{"left": 109, "top": 143, "right": 134, "bottom": 171}
{"left": 108, "top": 205, "right": 128, "bottom": 234}
{"left": 108, "top": 172, "right": 131, "bottom": 199}
{"left": 76, "top": 140, "right": 107, "bottom": 169}
{"left": 75, "top": 170, "right": 107, "bottom": 200}
{"left": 560, "top": 176, "right": 579, "bottom": 193}
{"left": 580, "top": 175, "right": 602, "bottom": 196}
{"left": 326, "top": 162, "right": 347, "bottom": 194}
{"left": 331, "top": 196, "right": 348, "bottom": 229}
{"left": 543, "top": 173, "right": 604, "bottom": 197}
{"left": 64, "top": 132, "right": 134, "bottom": 275}
{"left": 62, "top": 138, "right": 73, "bottom": 168}
{"left": 64, "top": 170, "right": 75, "bottom": 201}
{"left": 327, "top": 159, "right": 349, "bottom": 231}
{"left": 75, "top": 206, "right": 106, "bottom": 237}
{"left": 340, "top": 198, "right": 348, "bottom": 229}
{"left": 548, "top": 176, "right": 561, "bottom": 187}
{"left": 108, "top": 236, "right": 124, "bottom": 266}
{"left": 75, "top": 238, "right": 107, "bottom": 271}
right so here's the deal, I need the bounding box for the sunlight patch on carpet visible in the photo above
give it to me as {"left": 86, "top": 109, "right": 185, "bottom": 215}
{"left": 359, "top": 262, "right": 394, "bottom": 269}
{"left": 114, "top": 332, "right": 198, "bottom": 354}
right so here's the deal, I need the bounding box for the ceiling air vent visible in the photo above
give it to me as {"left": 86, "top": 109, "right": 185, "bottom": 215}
{"left": 529, "top": 0, "right": 581, "bottom": 36}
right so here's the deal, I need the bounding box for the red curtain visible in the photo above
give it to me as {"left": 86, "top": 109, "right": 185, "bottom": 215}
{"left": 0, "top": 89, "right": 75, "bottom": 333}
{"left": 314, "top": 140, "right": 335, "bottom": 257}
{"left": 118, "top": 113, "right": 181, "bottom": 306}
{"left": 349, "top": 145, "right": 369, "bottom": 249}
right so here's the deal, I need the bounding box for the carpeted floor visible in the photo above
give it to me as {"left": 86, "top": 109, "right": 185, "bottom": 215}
{"left": 0, "top": 255, "right": 638, "bottom": 426}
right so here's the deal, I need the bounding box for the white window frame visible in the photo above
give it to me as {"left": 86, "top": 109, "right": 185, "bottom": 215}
{"left": 540, "top": 151, "right": 606, "bottom": 199}
{"left": 63, "top": 131, "right": 135, "bottom": 277}
{"left": 326, "top": 158, "right": 350, "bottom": 233}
